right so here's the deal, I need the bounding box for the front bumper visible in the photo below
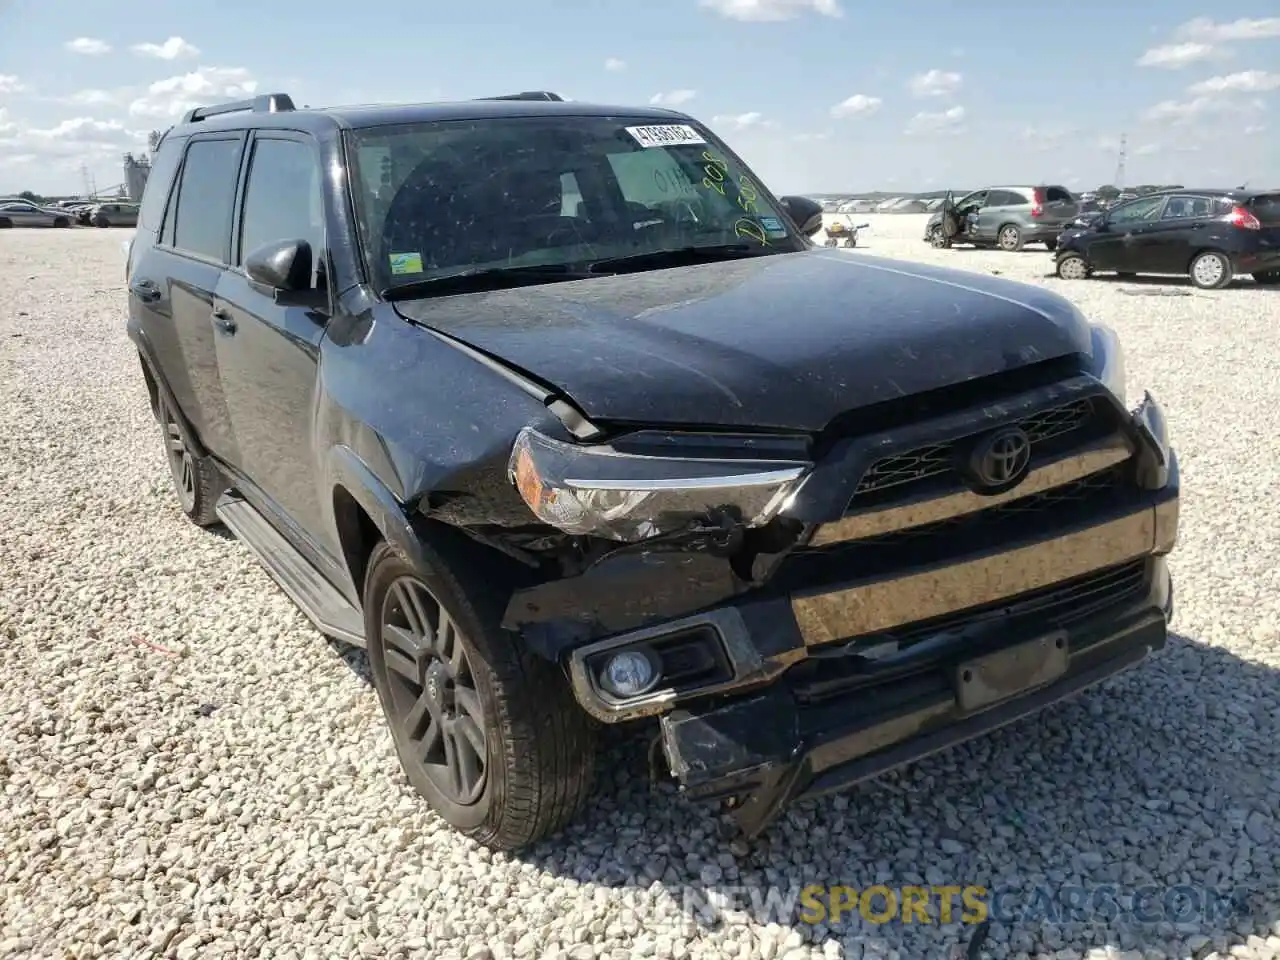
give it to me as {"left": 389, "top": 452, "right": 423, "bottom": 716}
{"left": 554, "top": 388, "right": 1179, "bottom": 833}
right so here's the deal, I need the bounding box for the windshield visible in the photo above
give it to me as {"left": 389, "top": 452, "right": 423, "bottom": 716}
{"left": 345, "top": 115, "right": 802, "bottom": 295}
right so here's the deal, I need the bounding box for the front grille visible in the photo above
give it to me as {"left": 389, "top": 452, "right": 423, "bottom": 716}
{"left": 850, "top": 397, "right": 1103, "bottom": 507}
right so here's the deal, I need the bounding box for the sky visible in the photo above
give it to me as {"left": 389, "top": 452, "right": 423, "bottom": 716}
{"left": 1, "top": 0, "right": 1277, "bottom": 197}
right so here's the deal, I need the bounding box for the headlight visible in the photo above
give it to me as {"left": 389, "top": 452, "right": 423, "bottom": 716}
{"left": 1089, "top": 323, "right": 1127, "bottom": 403}
{"left": 508, "top": 427, "right": 809, "bottom": 542}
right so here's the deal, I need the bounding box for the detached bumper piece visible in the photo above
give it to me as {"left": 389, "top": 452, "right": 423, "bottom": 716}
{"left": 660, "top": 570, "right": 1170, "bottom": 837}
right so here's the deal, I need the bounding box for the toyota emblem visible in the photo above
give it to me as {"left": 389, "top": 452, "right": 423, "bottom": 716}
{"left": 968, "top": 427, "right": 1032, "bottom": 490}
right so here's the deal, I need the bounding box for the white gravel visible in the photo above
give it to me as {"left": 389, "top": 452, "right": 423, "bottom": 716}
{"left": 2, "top": 222, "right": 1279, "bottom": 960}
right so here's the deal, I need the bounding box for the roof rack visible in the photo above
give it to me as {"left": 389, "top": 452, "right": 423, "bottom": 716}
{"left": 477, "top": 91, "right": 564, "bottom": 102}
{"left": 181, "top": 93, "right": 297, "bottom": 125}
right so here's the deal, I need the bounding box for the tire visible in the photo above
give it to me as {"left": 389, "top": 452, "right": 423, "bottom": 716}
{"left": 156, "top": 393, "right": 222, "bottom": 526}
{"left": 1252, "top": 270, "right": 1280, "bottom": 286}
{"left": 94, "top": 215, "right": 111, "bottom": 228}
{"left": 824, "top": 238, "right": 837, "bottom": 248}
{"left": 363, "top": 539, "right": 596, "bottom": 851}
{"left": 1189, "top": 250, "right": 1233, "bottom": 290}
{"left": 0, "top": 218, "right": 11, "bottom": 229}
{"left": 1056, "top": 252, "right": 1091, "bottom": 280}
{"left": 1044, "top": 238, "right": 1058, "bottom": 252}
{"left": 998, "top": 224, "right": 1025, "bottom": 252}
{"left": 53, "top": 217, "right": 70, "bottom": 228}
{"left": 927, "top": 224, "right": 945, "bottom": 247}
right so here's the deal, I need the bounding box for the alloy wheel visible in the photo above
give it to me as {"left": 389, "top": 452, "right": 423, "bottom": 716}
{"left": 1192, "top": 254, "right": 1225, "bottom": 288}
{"left": 1058, "top": 256, "right": 1089, "bottom": 280}
{"left": 159, "top": 399, "right": 196, "bottom": 512}
{"left": 379, "top": 577, "right": 488, "bottom": 805}
{"left": 999, "top": 227, "right": 1020, "bottom": 250}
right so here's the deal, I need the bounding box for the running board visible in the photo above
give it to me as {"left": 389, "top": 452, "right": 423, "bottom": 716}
{"left": 216, "top": 493, "right": 366, "bottom": 646}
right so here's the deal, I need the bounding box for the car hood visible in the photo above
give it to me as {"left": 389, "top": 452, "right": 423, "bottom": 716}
{"left": 393, "top": 249, "right": 1092, "bottom": 432}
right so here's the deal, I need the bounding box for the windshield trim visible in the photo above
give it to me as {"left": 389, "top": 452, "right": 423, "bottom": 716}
{"left": 341, "top": 115, "right": 802, "bottom": 302}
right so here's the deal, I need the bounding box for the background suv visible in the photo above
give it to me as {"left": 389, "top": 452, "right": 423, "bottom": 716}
{"left": 925, "top": 185, "right": 1079, "bottom": 251}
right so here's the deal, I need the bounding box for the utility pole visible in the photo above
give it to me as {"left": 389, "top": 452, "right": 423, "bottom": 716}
{"left": 1113, "top": 133, "right": 1127, "bottom": 192}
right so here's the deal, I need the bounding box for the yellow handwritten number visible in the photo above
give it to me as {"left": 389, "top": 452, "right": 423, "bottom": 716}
{"left": 703, "top": 176, "right": 726, "bottom": 196}
{"left": 738, "top": 176, "right": 759, "bottom": 214}
{"left": 735, "top": 218, "right": 769, "bottom": 246}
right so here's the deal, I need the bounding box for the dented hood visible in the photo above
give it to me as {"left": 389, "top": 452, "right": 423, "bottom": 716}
{"left": 393, "top": 249, "right": 1092, "bottom": 432}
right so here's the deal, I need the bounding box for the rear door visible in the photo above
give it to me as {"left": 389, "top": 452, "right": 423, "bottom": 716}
{"left": 974, "top": 189, "right": 1024, "bottom": 241}
{"left": 1143, "top": 194, "right": 1217, "bottom": 273}
{"left": 150, "top": 133, "right": 246, "bottom": 462}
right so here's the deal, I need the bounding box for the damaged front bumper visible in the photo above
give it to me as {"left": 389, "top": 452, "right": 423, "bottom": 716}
{"left": 512, "top": 382, "right": 1179, "bottom": 834}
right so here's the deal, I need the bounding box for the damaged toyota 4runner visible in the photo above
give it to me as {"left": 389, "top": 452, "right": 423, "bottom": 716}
{"left": 127, "top": 91, "right": 1179, "bottom": 851}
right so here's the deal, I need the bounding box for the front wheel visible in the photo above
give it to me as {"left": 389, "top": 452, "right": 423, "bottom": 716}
{"left": 824, "top": 237, "right": 837, "bottom": 248}
{"left": 53, "top": 217, "right": 70, "bottom": 228}
{"left": 998, "top": 224, "right": 1025, "bottom": 252}
{"left": 1044, "top": 238, "right": 1058, "bottom": 252}
{"left": 1056, "top": 252, "right": 1091, "bottom": 280}
{"left": 927, "top": 224, "right": 946, "bottom": 248}
{"left": 1189, "top": 250, "right": 1233, "bottom": 290}
{"left": 364, "top": 541, "right": 596, "bottom": 851}
{"left": 94, "top": 215, "right": 111, "bottom": 228}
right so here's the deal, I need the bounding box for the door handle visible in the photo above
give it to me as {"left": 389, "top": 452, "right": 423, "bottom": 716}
{"left": 211, "top": 310, "right": 237, "bottom": 335}
{"left": 130, "top": 279, "right": 161, "bottom": 303}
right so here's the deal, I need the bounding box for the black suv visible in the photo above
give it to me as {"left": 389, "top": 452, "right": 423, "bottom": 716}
{"left": 127, "top": 92, "right": 1180, "bottom": 850}
{"left": 1054, "top": 188, "right": 1280, "bottom": 289}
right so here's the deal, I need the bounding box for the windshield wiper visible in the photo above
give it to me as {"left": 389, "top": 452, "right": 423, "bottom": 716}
{"left": 381, "top": 264, "right": 590, "bottom": 301}
{"left": 586, "top": 243, "right": 769, "bottom": 274}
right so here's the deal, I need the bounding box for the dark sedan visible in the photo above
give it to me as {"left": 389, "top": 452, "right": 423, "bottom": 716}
{"left": 1054, "top": 189, "right": 1280, "bottom": 289}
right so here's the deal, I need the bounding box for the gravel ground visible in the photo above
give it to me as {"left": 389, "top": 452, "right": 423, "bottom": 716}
{"left": 2, "top": 222, "right": 1279, "bottom": 960}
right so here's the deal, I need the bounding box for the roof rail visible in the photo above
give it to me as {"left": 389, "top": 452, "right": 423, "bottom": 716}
{"left": 181, "top": 93, "right": 297, "bottom": 125}
{"left": 477, "top": 91, "right": 564, "bottom": 102}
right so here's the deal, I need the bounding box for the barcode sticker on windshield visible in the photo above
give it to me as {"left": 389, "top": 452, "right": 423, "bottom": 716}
{"left": 625, "top": 124, "right": 706, "bottom": 148}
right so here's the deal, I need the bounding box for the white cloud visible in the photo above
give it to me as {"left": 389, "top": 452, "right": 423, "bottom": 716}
{"left": 712, "top": 111, "right": 767, "bottom": 131}
{"left": 829, "top": 94, "right": 881, "bottom": 118}
{"left": 61, "top": 88, "right": 119, "bottom": 107}
{"left": 698, "top": 0, "right": 840, "bottom": 21}
{"left": 908, "top": 69, "right": 962, "bottom": 98}
{"left": 1188, "top": 70, "right": 1280, "bottom": 95}
{"left": 1136, "top": 42, "right": 1220, "bottom": 69}
{"left": 905, "top": 105, "right": 966, "bottom": 135}
{"left": 27, "top": 117, "right": 136, "bottom": 145}
{"left": 792, "top": 131, "right": 830, "bottom": 143}
{"left": 1133, "top": 142, "right": 1161, "bottom": 156}
{"left": 604, "top": 57, "right": 626, "bottom": 72}
{"left": 128, "top": 66, "right": 257, "bottom": 119}
{"left": 131, "top": 37, "right": 200, "bottom": 60}
{"left": 649, "top": 89, "right": 696, "bottom": 107}
{"left": 1143, "top": 96, "right": 1216, "bottom": 123}
{"left": 64, "top": 37, "right": 111, "bottom": 55}
{"left": 0, "top": 75, "right": 24, "bottom": 95}
{"left": 1019, "top": 124, "right": 1076, "bottom": 152}
{"left": 0, "top": 107, "right": 14, "bottom": 136}
{"left": 1244, "top": 124, "right": 1266, "bottom": 135}
{"left": 1175, "top": 16, "right": 1280, "bottom": 42}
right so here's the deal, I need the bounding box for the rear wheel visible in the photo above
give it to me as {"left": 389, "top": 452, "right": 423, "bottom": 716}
{"left": 364, "top": 541, "right": 596, "bottom": 851}
{"left": 1252, "top": 270, "right": 1280, "bottom": 286}
{"left": 1056, "top": 252, "right": 1091, "bottom": 280}
{"left": 998, "top": 224, "right": 1024, "bottom": 252}
{"left": 0, "top": 218, "right": 11, "bottom": 229}
{"left": 156, "top": 394, "right": 221, "bottom": 526}
{"left": 94, "top": 214, "right": 111, "bottom": 228}
{"left": 1189, "top": 250, "right": 1233, "bottom": 290}
{"left": 1044, "top": 238, "right": 1058, "bottom": 252}
{"left": 53, "top": 217, "right": 70, "bottom": 228}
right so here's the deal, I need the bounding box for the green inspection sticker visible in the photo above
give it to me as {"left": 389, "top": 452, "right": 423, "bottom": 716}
{"left": 389, "top": 252, "right": 424, "bottom": 275}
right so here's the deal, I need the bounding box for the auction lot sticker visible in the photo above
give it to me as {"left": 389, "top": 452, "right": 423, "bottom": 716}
{"left": 625, "top": 125, "right": 707, "bottom": 148}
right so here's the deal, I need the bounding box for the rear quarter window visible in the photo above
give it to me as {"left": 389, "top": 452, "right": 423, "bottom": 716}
{"left": 137, "top": 135, "right": 187, "bottom": 232}
{"left": 1043, "top": 186, "right": 1073, "bottom": 202}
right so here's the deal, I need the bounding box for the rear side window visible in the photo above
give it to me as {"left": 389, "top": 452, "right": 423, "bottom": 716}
{"left": 1247, "top": 194, "right": 1280, "bottom": 225}
{"left": 137, "top": 136, "right": 185, "bottom": 232}
{"left": 238, "top": 137, "right": 325, "bottom": 285}
{"left": 1162, "top": 196, "right": 1213, "bottom": 219}
{"left": 171, "top": 137, "right": 242, "bottom": 261}
{"left": 1043, "top": 186, "right": 1072, "bottom": 202}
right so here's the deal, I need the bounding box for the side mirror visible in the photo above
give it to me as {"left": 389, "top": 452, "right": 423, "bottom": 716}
{"left": 245, "top": 238, "right": 314, "bottom": 294}
{"left": 779, "top": 195, "right": 824, "bottom": 238}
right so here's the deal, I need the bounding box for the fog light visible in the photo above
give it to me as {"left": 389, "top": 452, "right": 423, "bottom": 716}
{"left": 599, "top": 648, "right": 661, "bottom": 698}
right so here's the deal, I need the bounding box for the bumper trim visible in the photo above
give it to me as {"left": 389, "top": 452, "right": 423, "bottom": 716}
{"left": 809, "top": 434, "right": 1133, "bottom": 546}
{"left": 792, "top": 500, "right": 1176, "bottom": 646}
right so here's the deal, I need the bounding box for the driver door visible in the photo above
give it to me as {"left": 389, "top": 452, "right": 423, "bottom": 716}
{"left": 1089, "top": 195, "right": 1168, "bottom": 271}
{"left": 955, "top": 190, "right": 987, "bottom": 239}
